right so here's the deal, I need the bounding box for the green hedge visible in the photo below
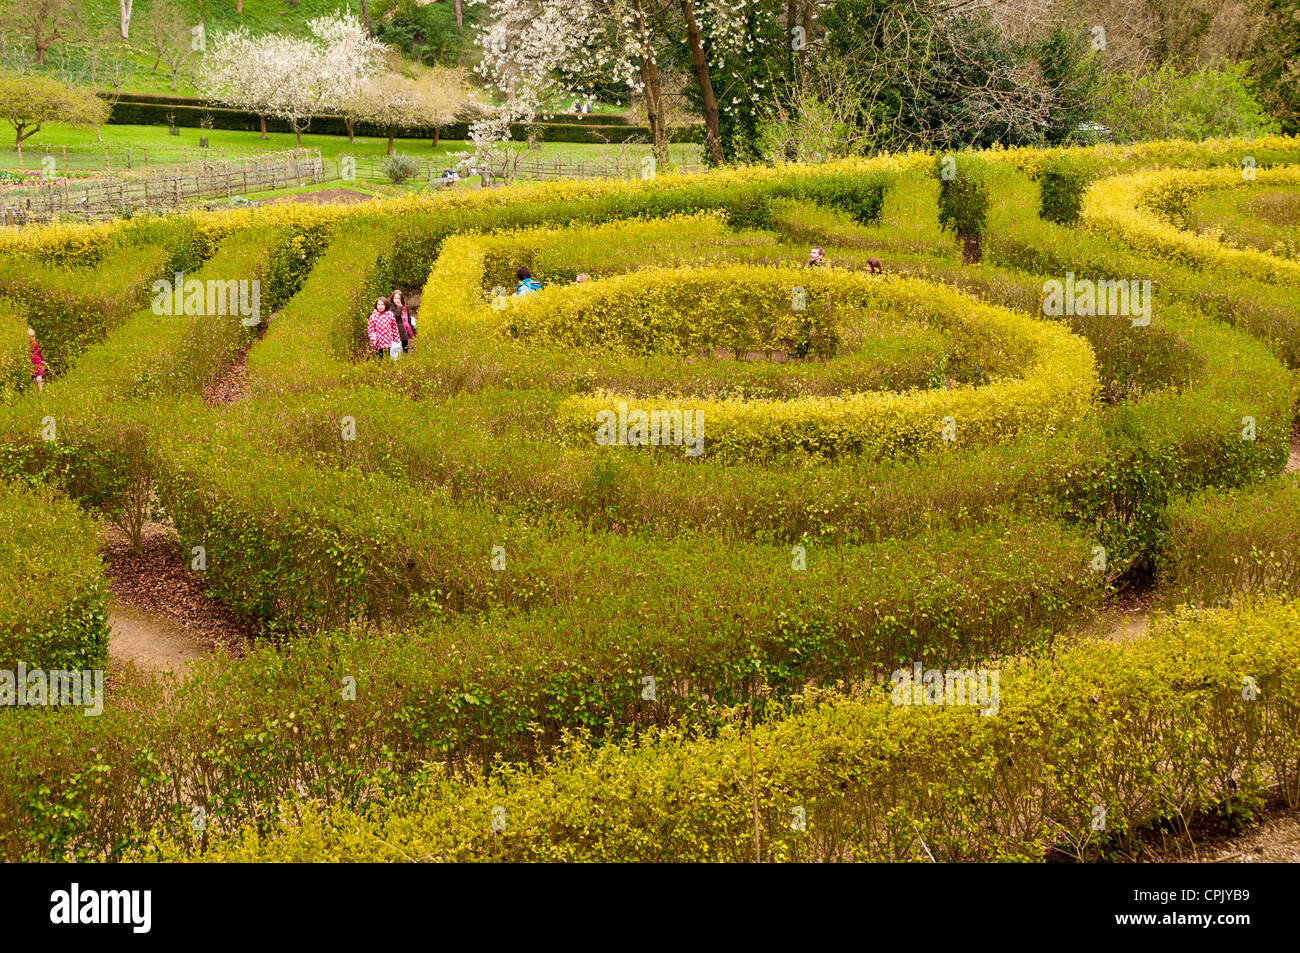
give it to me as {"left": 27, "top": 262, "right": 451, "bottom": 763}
{"left": 1162, "top": 475, "right": 1300, "bottom": 607}
{"left": 107, "top": 101, "right": 684, "bottom": 144}
{"left": 0, "top": 511, "right": 1104, "bottom": 859}
{"left": 0, "top": 481, "right": 108, "bottom": 671}
{"left": 0, "top": 302, "right": 27, "bottom": 398}
{"left": 0, "top": 243, "right": 172, "bottom": 377}
{"left": 140, "top": 597, "right": 1300, "bottom": 862}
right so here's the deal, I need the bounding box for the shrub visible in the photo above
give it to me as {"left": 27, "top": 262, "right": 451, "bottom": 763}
{"left": 1038, "top": 154, "right": 1090, "bottom": 225}
{"left": 1162, "top": 475, "right": 1300, "bottom": 608}
{"left": 1081, "top": 164, "right": 1300, "bottom": 284}
{"left": 0, "top": 481, "right": 109, "bottom": 671}
{"left": 0, "top": 244, "right": 172, "bottom": 376}
{"left": 0, "top": 303, "right": 27, "bottom": 398}
{"left": 141, "top": 598, "right": 1300, "bottom": 862}
{"left": 1097, "top": 62, "right": 1280, "bottom": 144}
{"left": 382, "top": 153, "right": 422, "bottom": 184}
{"left": 934, "top": 154, "right": 990, "bottom": 262}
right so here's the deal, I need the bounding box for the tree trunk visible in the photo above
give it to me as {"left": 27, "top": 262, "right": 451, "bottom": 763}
{"left": 359, "top": 0, "right": 372, "bottom": 35}
{"left": 679, "top": 0, "right": 723, "bottom": 165}
{"left": 387, "top": 127, "right": 394, "bottom": 155}
{"left": 259, "top": 114, "right": 267, "bottom": 139}
{"left": 295, "top": 125, "right": 303, "bottom": 148}
{"left": 454, "top": 0, "right": 463, "bottom": 31}
{"left": 634, "top": 2, "right": 669, "bottom": 168}
{"left": 345, "top": 118, "right": 355, "bottom": 144}
{"left": 786, "top": 0, "right": 797, "bottom": 67}
{"left": 431, "top": 127, "right": 440, "bottom": 148}
{"left": 237, "top": 0, "right": 243, "bottom": 12}
{"left": 120, "top": 0, "right": 133, "bottom": 39}
{"left": 799, "top": 2, "right": 814, "bottom": 65}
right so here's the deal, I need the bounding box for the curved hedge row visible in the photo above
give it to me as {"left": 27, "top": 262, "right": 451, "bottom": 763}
{"left": 139, "top": 597, "right": 1300, "bottom": 862}
{"left": 1082, "top": 165, "right": 1300, "bottom": 283}
{"left": 487, "top": 265, "right": 1097, "bottom": 462}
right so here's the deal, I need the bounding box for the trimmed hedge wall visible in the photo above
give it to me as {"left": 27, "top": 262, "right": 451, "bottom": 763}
{"left": 140, "top": 597, "right": 1300, "bottom": 862}
{"left": 107, "top": 100, "right": 687, "bottom": 144}
{"left": 0, "top": 481, "right": 109, "bottom": 671}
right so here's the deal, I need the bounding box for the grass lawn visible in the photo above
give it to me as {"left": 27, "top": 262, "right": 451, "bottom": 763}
{"left": 0, "top": 122, "right": 703, "bottom": 179}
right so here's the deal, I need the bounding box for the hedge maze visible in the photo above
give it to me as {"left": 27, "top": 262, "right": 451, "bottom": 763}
{"left": 1, "top": 136, "right": 1299, "bottom": 861}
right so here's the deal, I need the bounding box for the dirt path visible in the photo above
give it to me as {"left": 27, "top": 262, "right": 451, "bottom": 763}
{"left": 262, "top": 188, "right": 374, "bottom": 206}
{"left": 100, "top": 522, "right": 251, "bottom": 676}
{"left": 204, "top": 349, "right": 250, "bottom": 406}
{"left": 1125, "top": 798, "right": 1300, "bottom": 863}
{"left": 1288, "top": 420, "right": 1300, "bottom": 473}
{"left": 108, "top": 605, "right": 212, "bottom": 675}
{"left": 1079, "top": 591, "right": 1153, "bottom": 644}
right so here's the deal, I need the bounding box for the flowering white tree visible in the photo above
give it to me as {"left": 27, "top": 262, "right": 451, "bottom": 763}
{"left": 199, "top": 27, "right": 280, "bottom": 138}
{"left": 201, "top": 12, "right": 384, "bottom": 146}
{"left": 473, "top": 0, "right": 678, "bottom": 165}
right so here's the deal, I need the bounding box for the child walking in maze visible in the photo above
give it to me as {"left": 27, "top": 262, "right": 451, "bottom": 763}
{"left": 391, "top": 289, "right": 415, "bottom": 352}
{"left": 367, "top": 297, "right": 402, "bottom": 357}
{"left": 28, "top": 328, "right": 44, "bottom": 392}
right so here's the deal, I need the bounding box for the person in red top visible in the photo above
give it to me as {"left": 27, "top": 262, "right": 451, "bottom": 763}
{"left": 28, "top": 328, "right": 44, "bottom": 392}
{"left": 391, "top": 289, "right": 415, "bottom": 351}
{"left": 366, "top": 296, "right": 401, "bottom": 357}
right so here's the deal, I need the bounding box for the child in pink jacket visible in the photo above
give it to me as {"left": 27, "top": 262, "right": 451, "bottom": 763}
{"left": 28, "top": 328, "right": 44, "bottom": 392}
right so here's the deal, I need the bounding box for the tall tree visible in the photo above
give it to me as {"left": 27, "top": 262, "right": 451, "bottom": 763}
{"left": 678, "top": 0, "right": 722, "bottom": 164}
{"left": 0, "top": 71, "right": 108, "bottom": 166}
{"left": 0, "top": 0, "right": 81, "bottom": 66}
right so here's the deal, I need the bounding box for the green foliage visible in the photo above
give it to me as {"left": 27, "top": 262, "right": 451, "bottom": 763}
{"left": 371, "top": 0, "right": 469, "bottom": 66}
{"left": 935, "top": 154, "right": 989, "bottom": 261}
{"left": 1037, "top": 24, "right": 1104, "bottom": 146}
{"left": 1097, "top": 62, "right": 1280, "bottom": 143}
{"left": 0, "top": 481, "right": 109, "bottom": 671}
{"left": 2, "top": 139, "right": 1300, "bottom": 863}
{"left": 381, "top": 152, "right": 422, "bottom": 184}
{"left": 1038, "top": 154, "right": 1091, "bottom": 225}
{"left": 1162, "top": 476, "right": 1300, "bottom": 607}
{"left": 142, "top": 598, "right": 1300, "bottom": 862}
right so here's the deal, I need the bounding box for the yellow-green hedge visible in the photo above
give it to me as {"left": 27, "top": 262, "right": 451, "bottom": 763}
{"left": 524, "top": 268, "right": 1098, "bottom": 461}
{"left": 138, "top": 596, "right": 1300, "bottom": 862}
{"left": 1081, "top": 165, "right": 1300, "bottom": 283}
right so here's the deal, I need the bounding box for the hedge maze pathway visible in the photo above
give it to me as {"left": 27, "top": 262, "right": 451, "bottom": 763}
{"left": 2, "top": 138, "right": 1300, "bottom": 860}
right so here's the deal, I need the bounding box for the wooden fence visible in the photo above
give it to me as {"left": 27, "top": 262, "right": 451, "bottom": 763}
{"left": 2, "top": 151, "right": 326, "bottom": 224}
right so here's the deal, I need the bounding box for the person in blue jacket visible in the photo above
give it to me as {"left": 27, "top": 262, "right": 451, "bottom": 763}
{"left": 514, "top": 266, "right": 542, "bottom": 295}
